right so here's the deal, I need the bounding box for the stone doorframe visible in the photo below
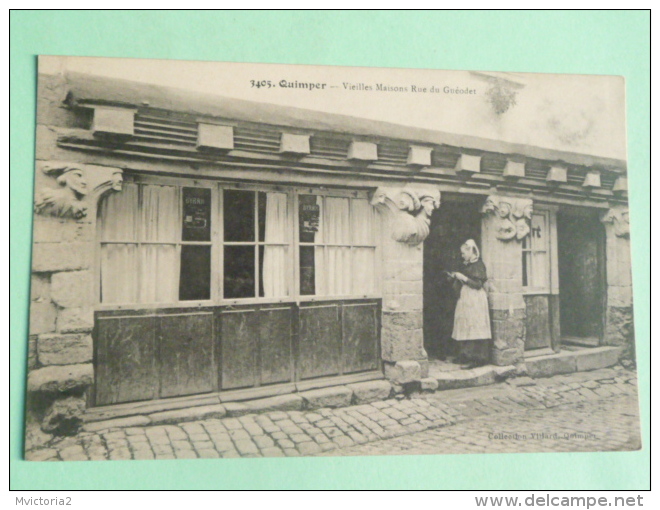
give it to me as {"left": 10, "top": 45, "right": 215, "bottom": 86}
{"left": 370, "top": 186, "right": 441, "bottom": 385}
{"left": 369, "top": 190, "right": 536, "bottom": 380}
{"left": 480, "top": 195, "right": 534, "bottom": 367}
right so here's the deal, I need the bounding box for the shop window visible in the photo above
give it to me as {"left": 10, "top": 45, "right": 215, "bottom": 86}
{"left": 223, "top": 190, "right": 290, "bottom": 299}
{"left": 298, "top": 194, "right": 376, "bottom": 297}
{"left": 98, "top": 183, "right": 213, "bottom": 304}
{"left": 98, "top": 182, "right": 377, "bottom": 306}
{"left": 522, "top": 211, "right": 550, "bottom": 291}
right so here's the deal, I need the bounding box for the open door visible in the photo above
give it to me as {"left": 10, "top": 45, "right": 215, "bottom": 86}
{"left": 557, "top": 210, "right": 606, "bottom": 346}
{"left": 423, "top": 196, "right": 482, "bottom": 359}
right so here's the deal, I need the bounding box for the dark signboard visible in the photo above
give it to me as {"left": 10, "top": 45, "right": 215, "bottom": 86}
{"left": 182, "top": 187, "right": 211, "bottom": 241}
{"left": 300, "top": 203, "right": 320, "bottom": 234}
{"left": 299, "top": 195, "right": 320, "bottom": 245}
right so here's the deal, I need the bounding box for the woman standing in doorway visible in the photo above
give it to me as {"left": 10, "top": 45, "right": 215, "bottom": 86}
{"left": 447, "top": 239, "right": 492, "bottom": 367}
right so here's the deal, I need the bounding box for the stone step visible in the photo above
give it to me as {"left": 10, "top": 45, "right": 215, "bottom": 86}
{"left": 82, "top": 379, "right": 393, "bottom": 431}
{"left": 526, "top": 346, "right": 623, "bottom": 378}
{"left": 426, "top": 346, "right": 624, "bottom": 392}
{"left": 431, "top": 365, "right": 516, "bottom": 391}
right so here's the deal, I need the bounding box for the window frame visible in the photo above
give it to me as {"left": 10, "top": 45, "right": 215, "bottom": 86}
{"left": 96, "top": 175, "right": 382, "bottom": 310}
{"left": 96, "top": 175, "right": 217, "bottom": 309}
{"left": 220, "top": 183, "right": 296, "bottom": 303}
{"left": 293, "top": 188, "right": 381, "bottom": 301}
{"left": 522, "top": 206, "right": 558, "bottom": 295}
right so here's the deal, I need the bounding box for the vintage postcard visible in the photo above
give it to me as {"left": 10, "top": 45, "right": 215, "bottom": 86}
{"left": 25, "top": 56, "right": 640, "bottom": 461}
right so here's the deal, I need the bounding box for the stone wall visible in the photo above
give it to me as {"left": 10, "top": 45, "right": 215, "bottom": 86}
{"left": 28, "top": 161, "right": 123, "bottom": 435}
{"left": 481, "top": 196, "right": 532, "bottom": 366}
{"left": 381, "top": 237, "right": 427, "bottom": 381}
{"left": 28, "top": 214, "right": 95, "bottom": 434}
{"left": 28, "top": 75, "right": 125, "bottom": 434}
{"left": 601, "top": 206, "right": 635, "bottom": 358}
{"left": 371, "top": 186, "right": 441, "bottom": 385}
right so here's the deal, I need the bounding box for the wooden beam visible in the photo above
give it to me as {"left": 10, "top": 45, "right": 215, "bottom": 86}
{"left": 348, "top": 141, "right": 377, "bottom": 161}
{"left": 583, "top": 170, "right": 601, "bottom": 188}
{"left": 406, "top": 145, "right": 432, "bottom": 167}
{"left": 612, "top": 176, "right": 628, "bottom": 196}
{"left": 503, "top": 160, "right": 525, "bottom": 179}
{"left": 455, "top": 154, "right": 481, "bottom": 174}
{"left": 546, "top": 165, "right": 567, "bottom": 183}
{"left": 197, "top": 123, "right": 234, "bottom": 151}
{"left": 279, "top": 133, "right": 310, "bottom": 155}
{"left": 91, "top": 106, "right": 135, "bottom": 137}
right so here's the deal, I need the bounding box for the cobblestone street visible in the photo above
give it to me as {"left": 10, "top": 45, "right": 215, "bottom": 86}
{"left": 25, "top": 366, "right": 640, "bottom": 461}
{"left": 318, "top": 394, "right": 640, "bottom": 456}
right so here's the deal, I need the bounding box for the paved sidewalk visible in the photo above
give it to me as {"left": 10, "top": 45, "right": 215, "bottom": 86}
{"left": 25, "top": 366, "right": 639, "bottom": 461}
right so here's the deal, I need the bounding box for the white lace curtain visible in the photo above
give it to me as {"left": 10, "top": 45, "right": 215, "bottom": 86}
{"left": 99, "top": 183, "right": 179, "bottom": 304}
{"left": 351, "top": 198, "right": 376, "bottom": 295}
{"left": 262, "top": 192, "right": 289, "bottom": 298}
{"left": 98, "top": 186, "right": 376, "bottom": 304}
{"left": 314, "top": 197, "right": 376, "bottom": 296}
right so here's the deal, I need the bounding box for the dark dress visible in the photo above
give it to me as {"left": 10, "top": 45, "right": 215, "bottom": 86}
{"left": 453, "top": 259, "right": 488, "bottom": 292}
{"left": 451, "top": 259, "right": 492, "bottom": 365}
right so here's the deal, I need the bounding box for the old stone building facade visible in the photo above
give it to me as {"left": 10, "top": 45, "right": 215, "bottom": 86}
{"left": 27, "top": 70, "right": 634, "bottom": 435}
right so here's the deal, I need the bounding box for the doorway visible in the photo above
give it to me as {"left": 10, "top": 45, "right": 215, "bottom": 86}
{"left": 423, "top": 196, "right": 482, "bottom": 360}
{"left": 557, "top": 209, "right": 606, "bottom": 346}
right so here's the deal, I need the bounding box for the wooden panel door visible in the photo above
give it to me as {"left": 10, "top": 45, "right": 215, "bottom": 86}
{"left": 258, "top": 306, "right": 294, "bottom": 385}
{"left": 95, "top": 314, "right": 158, "bottom": 405}
{"left": 220, "top": 308, "right": 259, "bottom": 389}
{"left": 298, "top": 303, "right": 341, "bottom": 379}
{"left": 524, "top": 295, "right": 552, "bottom": 350}
{"left": 159, "top": 312, "right": 215, "bottom": 398}
{"left": 342, "top": 302, "right": 379, "bottom": 374}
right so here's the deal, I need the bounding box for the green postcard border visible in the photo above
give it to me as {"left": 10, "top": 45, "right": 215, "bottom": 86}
{"left": 10, "top": 10, "right": 650, "bottom": 490}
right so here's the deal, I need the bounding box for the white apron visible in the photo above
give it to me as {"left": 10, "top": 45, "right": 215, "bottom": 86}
{"left": 452, "top": 285, "right": 492, "bottom": 341}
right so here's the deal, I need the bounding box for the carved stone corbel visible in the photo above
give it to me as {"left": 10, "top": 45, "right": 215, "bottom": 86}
{"left": 601, "top": 206, "right": 630, "bottom": 238}
{"left": 482, "top": 195, "right": 533, "bottom": 241}
{"left": 371, "top": 186, "right": 441, "bottom": 244}
{"left": 34, "top": 162, "right": 123, "bottom": 220}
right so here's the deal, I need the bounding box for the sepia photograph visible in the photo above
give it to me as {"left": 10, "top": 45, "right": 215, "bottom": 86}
{"left": 24, "top": 55, "right": 640, "bottom": 462}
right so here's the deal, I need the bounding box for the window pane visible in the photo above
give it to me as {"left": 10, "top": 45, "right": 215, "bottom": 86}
{"left": 299, "top": 245, "right": 316, "bottom": 295}
{"left": 98, "top": 183, "right": 138, "bottom": 241}
{"left": 530, "top": 213, "right": 546, "bottom": 249}
{"left": 299, "top": 194, "right": 322, "bottom": 243}
{"left": 324, "top": 197, "right": 351, "bottom": 244}
{"left": 326, "top": 246, "right": 351, "bottom": 295}
{"left": 258, "top": 191, "right": 267, "bottom": 242}
{"left": 351, "top": 198, "right": 375, "bottom": 245}
{"left": 530, "top": 252, "right": 548, "bottom": 289}
{"left": 141, "top": 185, "right": 178, "bottom": 242}
{"left": 224, "top": 189, "right": 255, "bottom": 242}
{"left": 179, "top": 245, "right": 211, "bottom": 301}
{"left": 141, "top": 244, "right": 179, "bottom": 303}
{"left": 182, "top": 187, "right": 211, "bottom": 241}
{"left": 353, "top": 248, "right": 376, "bottom": 294}
{"left": 522, "top": 250, "right": 529, "bottom": 287}
{"left": 100, "top": 244, "right": 138, "bottom": 303}
{"left": 260, "top": 245, "right": 289, "bottom": 298}
{"left": 224, "top": 245, "right": 255, "bottom": 298}
{"left": 262, "top": 192, "right": 288, "bottom": 244}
